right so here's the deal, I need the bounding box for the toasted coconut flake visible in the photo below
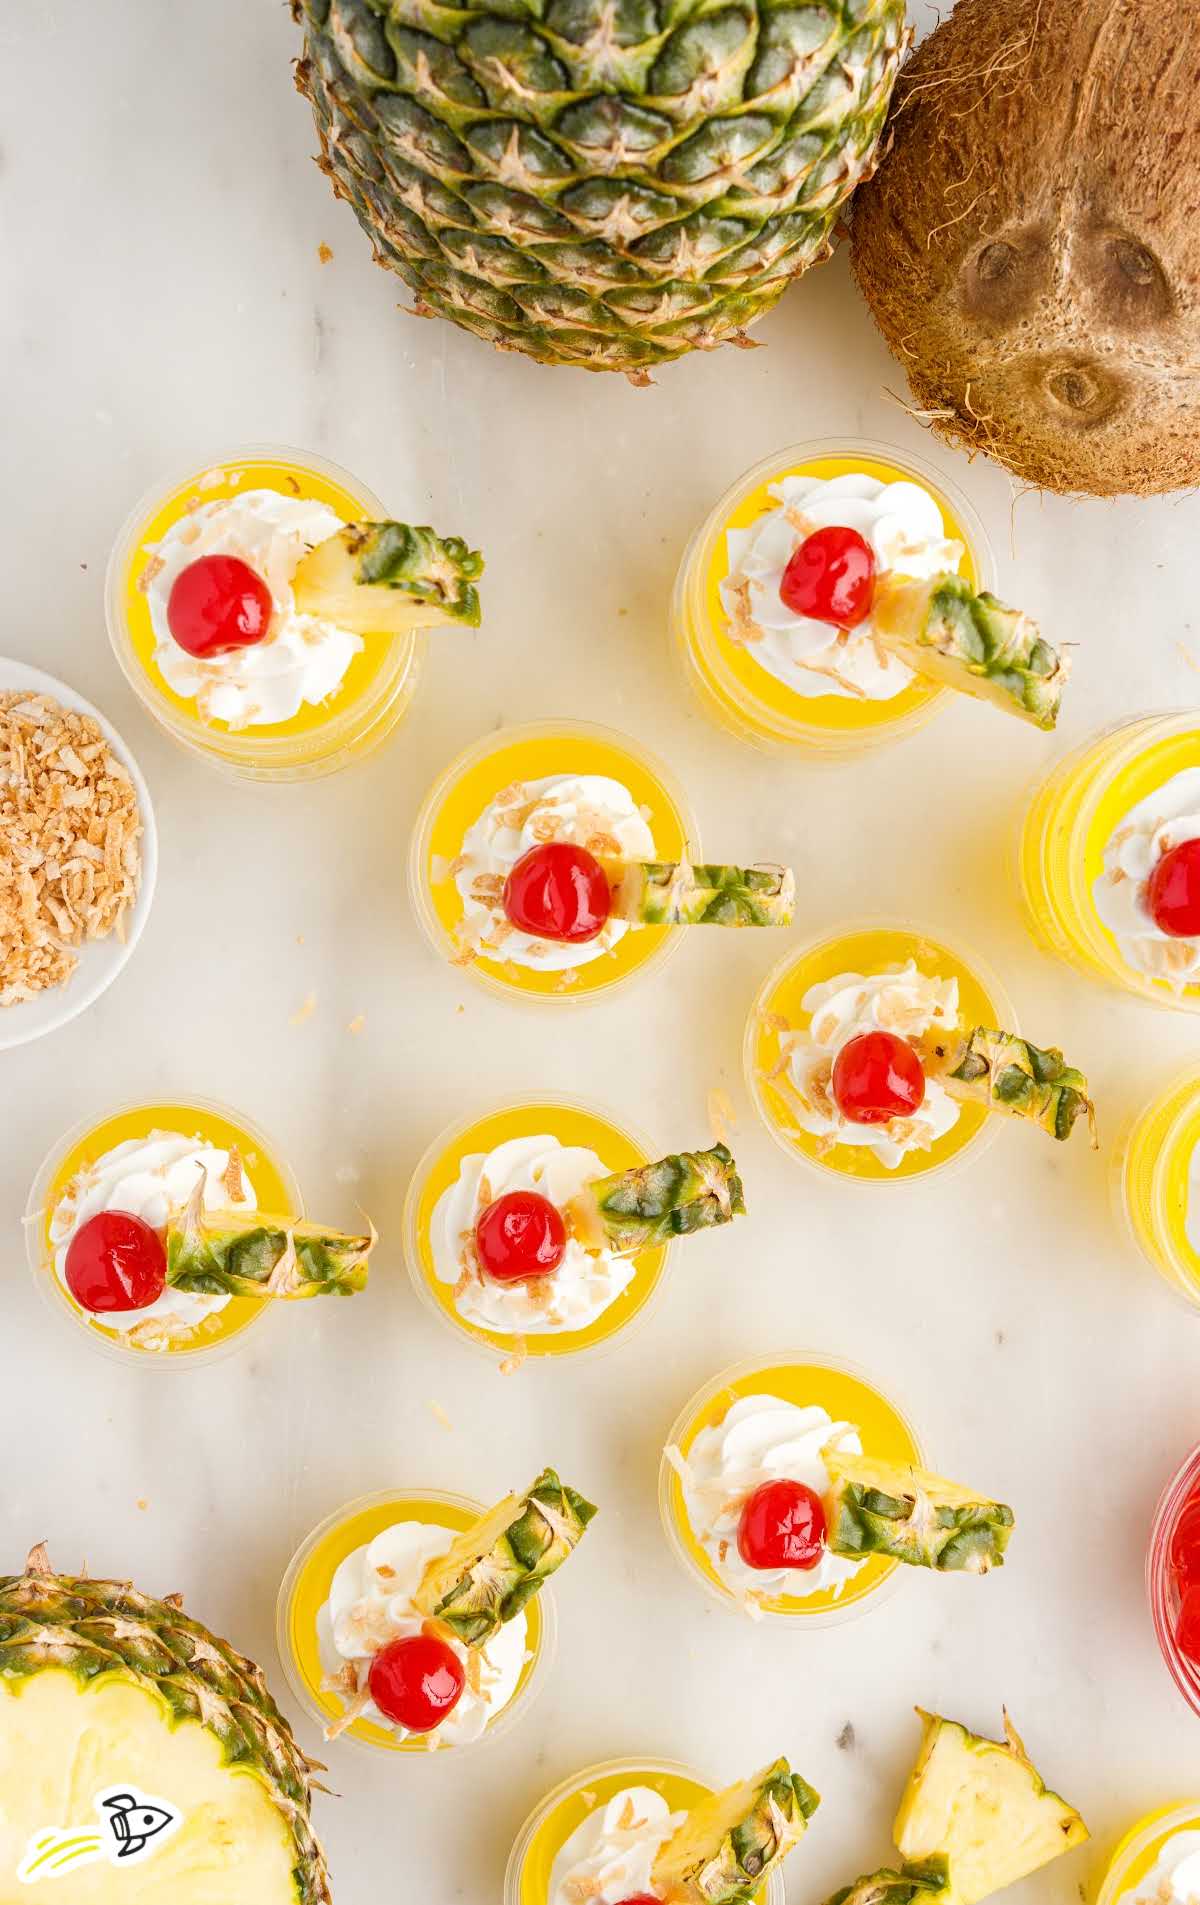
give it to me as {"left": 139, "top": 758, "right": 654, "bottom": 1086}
{"left": 288, "top": 991, "right": 317, "bottom": 1026}
{"left": 136, "top": 554, "right": 165, "bottom": 592}
{"left": 221, "top": 1146, "right": 247, "bottom": 1204}
{"left": 318, "top": 242, "right": 333, "bottom": 263}
{"left": 428, "top": 1400, "right": 453, "bottom": 1431}
{"left": 617, "top": 1796, "right": 636, "bottom": 1831}
{"left": 498, "top": 1335, "right": 527, "bottom": 1376}
{"left": 346, "top": 1014, "right": 366, "bottom": 1034}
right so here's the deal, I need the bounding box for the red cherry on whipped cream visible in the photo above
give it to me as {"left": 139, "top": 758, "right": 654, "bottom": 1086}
{"left": 166, "top": 554, "right": 273, "bottom": 658}
{"left": 832, "top": 1030, "right": 926, "bottom": 1125}
{"left": 502, "top": 842, "right": 612, "bottom": 943}
{"left": 64, "top": 1211, "right": 167, "bottom": 1313}
{"left": 737, "top": 1478, "right": 827, "bottom": 1571}
{"left": 475, "top": 1190, "right": 566, "bottom": 1283}
{"left": 779, "top": 525, "right": 876, "bottom": 629}
{"left": 367, "top": 1632, "right": 465, "bottom": 1732}
{"left": 1147, "top": 838, "right": 1200, "bottom": 939}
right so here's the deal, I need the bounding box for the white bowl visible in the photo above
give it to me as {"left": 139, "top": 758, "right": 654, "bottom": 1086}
{"left": 0, "top": 659, "right": 158, "bottom": 1050}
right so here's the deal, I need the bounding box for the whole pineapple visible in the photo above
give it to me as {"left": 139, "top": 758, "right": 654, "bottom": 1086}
{"left": 292, "top": 0, "right": 909, "bottom": 380}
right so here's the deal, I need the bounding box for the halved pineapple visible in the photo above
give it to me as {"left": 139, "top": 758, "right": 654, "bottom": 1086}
{"left": 824, "top": 1451, "right": 1014, "bottom": 1574}
{"left": 651, "top": 1759, "right": 819, "bottom": 1903}
{"left": 893, "top": 1710, "right": 1088, "bottom": 1904}
{"left": 606, "top": 861, "right": 796, "bottom": 928}
{"left": 873, "top": 574, "right": 1068, "bottom": 730}
{"left": 567, "top": 1144, "right": 746, "bottom": 1253}
{"left": 919, "top": 1027, "right": 1096, "bottom": 1144}
{"left": 827, "top": 1859, "right": 951, "bottom": 1905}
{"left": 291, "top": 521, "right": 483, "bottom": 635}
{"left": 166, "top": 1176, "right": 373, "bottom": 1299}
{"left": 411, "top": 1469, "right": 595, "bottom": 1645}
{"left": 0, "top": 1548, "right": 329, "bottom": 1905}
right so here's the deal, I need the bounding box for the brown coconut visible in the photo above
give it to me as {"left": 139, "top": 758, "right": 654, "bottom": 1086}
{"left": 850, "top": 0, "right": 1200, "bottom": 497}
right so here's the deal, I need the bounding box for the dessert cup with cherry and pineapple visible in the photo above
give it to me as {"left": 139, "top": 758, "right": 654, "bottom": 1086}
{"left": 25, "top": 1098, "right": 373, "bottom": 1366}
{"left": 659, "top": 1353, "right": 1014, "bottom": 1626}
{"left": 106, "top": 446, "right": 483, "bottom": 781}
{"left": 504, "top": 1753, "right": 820, "bottom": 1905}
{"left": 672, "top": 438, "right": 1069, "bottom": 756}
{"left": 277, "top": 1468, "right": 595, "bottom": 1755}
{"left": 409, "top": 719, "right": 795, "bottom": 1004}
{"left": 1149, "top": 1440, "right": 1200, "bottom": 1719}
{"left": 1019, "top": 712, "right": 1200, "bottom": 1013}
{"left": 745, "top": 922, "right": 1095, "bottom": 1184}
{"left": 404, "top": 1096, "right": 745, "bottom": 1367}
{"left": 1096, "top": 1808, "right": 1200, "bottom": 1905}
{"left": 1115, "top": 1070, "right": 1200, "bottom": 1311}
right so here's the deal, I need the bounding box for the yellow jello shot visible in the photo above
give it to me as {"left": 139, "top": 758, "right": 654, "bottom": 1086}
{"left": 1095, "top": 1808, "right": 1200, "bottom": 1905}
{"left": 1019, "top": 712, "right": 1200, "bottom": 1012}
{"left": 504, "top": 1757, "right": 791, "bottom": 1905}
{"left": 746, "top": 924, "right": 1014, "bottom": 1183}
{"left": 1116, "top": 1070, "right": 1200, "bottom": 1310}
{"left": 409, "top": 720, "right": 699, "bottom": 1003}
{"left": 277, "top": 1488, "right": 555, "bottom": 1755}
{"left": 660, "top": 1354, "right": 924, "bottom": 1625}
{"left": 25, "top": 1098, "right": 303, "bottom": 1365}
{"left": 671, "top": 438, "right": 994, "bottom": 754}
{"left": 106, "top": 446, "right": 427, "bottom": 781}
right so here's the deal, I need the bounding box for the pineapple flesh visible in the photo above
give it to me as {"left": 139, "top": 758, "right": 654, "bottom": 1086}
{"left": 652, "top": 1759, "right": 820, "bottom": 1904}
{"left": 919, "top": 1027, "right": 1096, "bottom": 1144}
{"left": 0, "top": 1547, "right": 330, "bottom": 1905}
{"left": 291, "top": 521, "right": 483, "bottom": 635}
{"left": 568, "top": 1144, "right": 746, "bottom": 1253}
{"left": 165, "top": 1178, "right": 373, "bottom": 1299}
{"left": 608, "top": 861, "right": 796, "bottom": 928}
{"left": 827, "top": 1859, "right": 952, "bottom": 1905}
{"left": 894, "top": 1710, "right": 1088, "bottom": 1905}
{"left": 824, "top": 1451, "right": 1014, "bottom": 1575}
{"left": 873, "top": 575, "right": 1068, "bottom": 730}
{"left": 412, "top": 1469, "right": 595, "bottom": 1645}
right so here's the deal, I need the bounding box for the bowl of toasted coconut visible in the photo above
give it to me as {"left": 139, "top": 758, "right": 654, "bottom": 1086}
{"left": 0, "top": 659, "right": 157, "bottom": 1049}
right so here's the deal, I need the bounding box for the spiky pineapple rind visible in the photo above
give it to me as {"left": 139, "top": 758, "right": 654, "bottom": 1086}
{"left": 923, "top": 1026, "right": 1096, "bottom": 1143}
{"left": 610, "top": 862, "right": 796, "bottom": 928}
{"left": 652, "top": 1758, "right": 820, "bottom": 1904}
{"left": 875, "top": 574, "right": 1067, "bottom": 730}
{"left": 166, "top": 1208, "right": 373, "bottom": 1299}
{"left": 292, "top": 520, "right": 483, "bottom": 632}
{"left": 574, "top": 1143, "right": 746, "bottom": 1252}
{"left": 826, "top": 1857, "right": 952, "bottom": 1905}
{"left": 412, "top": 1468, "right": 596, "bottom": 1646}
{"left": 824, "top": 1451, "right": 1014, "bottom": 1574}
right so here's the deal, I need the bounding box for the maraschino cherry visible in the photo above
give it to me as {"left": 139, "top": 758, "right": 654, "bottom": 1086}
{"left": 166, "top": 554, "right": 273, "bottom": 658}
{"left": 611, "top": 1897, "right": 660, "bottom": 1904}
{"left": 475, "top": 1191, "right": 566, "bottom": 1283}
{"left": 737, "top": 1478, "right": 827, "bottom": 1572}
{"left": 832, "top": 1031, "right": 926, "bottom": 1125}
{"left": 1147, "top": 839, "right": 1200, "bottom": 939}
{"left": 64, "top": 1211, "right": 167, "bottom": 1314}
{"left": 780, "top": 525, "right": 876, "bottom": 629}
{"left": 502, "top": 842, "right": 612, "bottom": 943}
{"left": 368, "top": 1632, "right": 465, "bottom": 1733}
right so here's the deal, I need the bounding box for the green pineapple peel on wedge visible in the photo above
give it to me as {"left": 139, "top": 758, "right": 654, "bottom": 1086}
{"left": 292, "top": 521, "right": 483, "bottom": 635}
{"left": 607, "top": 861, "right": 795, "bottom": 928}
{"left": 568, "top": 1143, "right": 746, "bottom": 1253}
{"left": 824, "top": 1450, "right": 1014, "bottom": 1574}
{"left": 827, "top": 1859, "right": 952, "bottom": 1905}
{"left": 165, "top": 1171, "right": 373, "bottom": 1300}
{"left": 412, "top": 1468, "right": 595, "bottom": 1646}
{"left": 652, "top": 1759, "right": 820, "bottom": 1904}
{"left": 894, "top": 1710, "right": 1088, "bottom": 1905}
{"left": 919, "top": 1027, "right": 1096, "bottom": 1144}
{"left": 872, "top": 574, "right": 1068, "bottom": 730}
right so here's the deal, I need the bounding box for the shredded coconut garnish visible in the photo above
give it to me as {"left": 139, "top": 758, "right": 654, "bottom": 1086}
{"left": 288, "top": 991, "right": 317, "bottom": 1026}
{"left": 499, "top": 1335, "right": 528, "bottom": 1376}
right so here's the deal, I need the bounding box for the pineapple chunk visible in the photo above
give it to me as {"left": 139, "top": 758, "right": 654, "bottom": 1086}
{"left": 919, "top": 1027, "right": 1096, "bottom": 1144}
{"left": 292, "top": 520, "right": 483, "bottom": 635}
{"left": 567, "top": 1143, "right": 746, "bottom": 1253}
{"left": 166, "top": 1187, "right": 373, "bottom": 1300}
{"left": 652, "top": 1760, "right": 820, "bottom": 1904}
{"left": 607, "top": 861, "right": 796, "bottom": 928}
{"left": 894, "top": 1710, "right": 1088, "bottom": 1905}
{"left": 412, "top": 1468, "right": 595, "bottom": 1645}
{"left": 873, "top": 574, "right": 1068, "bottom": 730}
{"left": 824, "top": 1451, "right": 1014, "bottom": 1574}
{"left": 827, "top": 1859, "right": 952, "bottom": 1905}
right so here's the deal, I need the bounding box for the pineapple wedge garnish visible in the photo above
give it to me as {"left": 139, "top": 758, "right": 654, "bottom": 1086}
{"left": 166, "top": 1174, "right": 373, "bottom": 1299}
{"left": 567, "top": 1143, "right": 746, "bottom": 1253}
{"left": 873, "top": 574, "right": 1068, "bottom": 731}
{"left": 292, "top": 520, "right": 483, "bottom": 635}
{"left": 652, "top": 1759, "right": 820, "bottom": 1904}
{"left": 894, "top": 1710, "right": 1088, "bottom": 1904}
{"left": 919, "top": 1026, "right": 1096, "bottom": 1144}
{"left": 827, "top": 1860, "right": 951, "bottom": 1905}
{"left": 412, "top": 1468, "right": 595, "bottom": 1645}
{"left": 824, "top": 1451, "right": 1014, "bottom": 1574}
{"left": 607, "top": 861, "right": 795, "bottom": 928}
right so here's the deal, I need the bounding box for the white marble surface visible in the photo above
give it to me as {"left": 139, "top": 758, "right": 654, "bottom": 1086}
{"left": 3, "top": 3, "right": 1200, "bottom": 1901}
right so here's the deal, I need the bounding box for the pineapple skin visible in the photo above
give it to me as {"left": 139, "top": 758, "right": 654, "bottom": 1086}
{"left": 922, "top": 1027, "right": 1096, "bottom": 1143}
{"left": 827, "top": 1859, "right": 952, "bottom": 1905}
{"left": 652, "top": 1760, "right": 820, "bottom": 1904}
{"left": 873, "top": 575, "right": 1067, "bottom": 730}
{"left": 610, "top": 862, "right": 795, "bottom": 928}
{"left": 574, "top": 1144, "right": 746, "bottom": 1252}
{"left": 293, "top": 0, "right": 909, "bottom": 378}
{"left": 824, "top": 1451, "right": 1014, "bottom": 1574}
{"left": 0, "top": 1548, "right": 330, "bottom": 1905}
{"left": 166, "top": 1211, "right": 373, "bottom": 1299}
{"left": 412, "top": 1469, "right": 596, "bottom": 1645}
{"left": 292, "top": 521, "right": 483, "bottom": 633}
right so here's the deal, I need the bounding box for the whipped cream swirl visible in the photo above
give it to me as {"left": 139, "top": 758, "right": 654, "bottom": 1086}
{"left": 145, "top": 488, "right": 362, "bottom": 728}
{"left": 549, "top": 1787, "right": 686, "bottom": 1905}
{"left": 452, "top": 774, "right": 654, "bottom": 971}
{"left": 721, "top": 471, "right": 964, "bottom": 702}
{"left": 432, "top": 1134, "right": 634, "bottom": 1336}
{"left": 776, "top": 962, "right": 961, "bottom": 1169}
{"left": 1093, "top": 768, "right": 1200, "bottom": 988}
{"left": 317, "top": 1520, "right": 527, "bottom": 1748}
{"left": 1127, "top": 1831, "right": 1200, "bottom": 1905}
{"left": 49, "top": 1132, "right": 255, "bottom": 1344}
{"left": 673, "top": 1394, "right": 864, "bottom": 1605}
